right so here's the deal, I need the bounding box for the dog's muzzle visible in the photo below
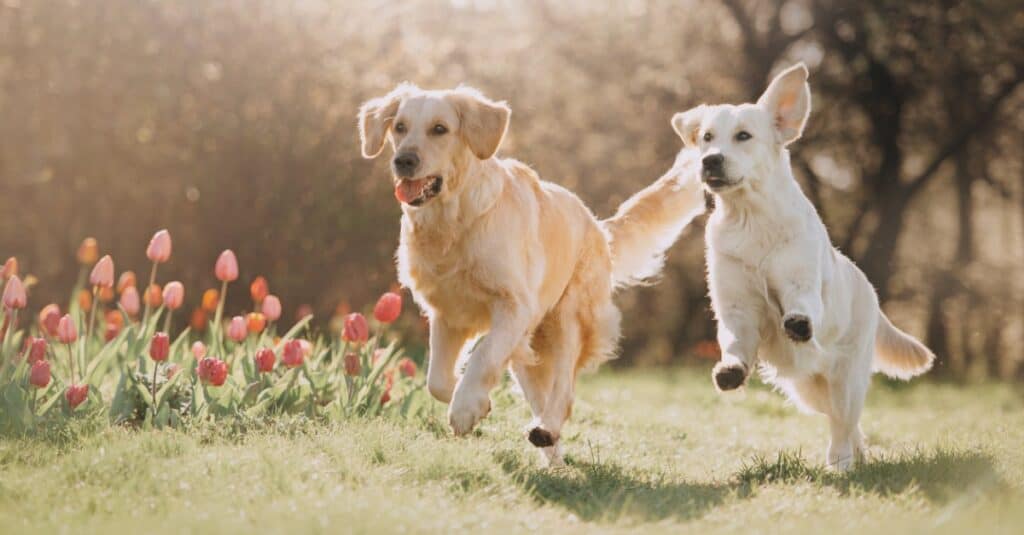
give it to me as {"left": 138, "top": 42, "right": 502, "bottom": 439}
{"left": 394, "top": 175, "right": 443, "bottom": 206}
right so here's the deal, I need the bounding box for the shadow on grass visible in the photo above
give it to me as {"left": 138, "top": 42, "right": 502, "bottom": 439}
{"left": 497, "top": 446, "right": 1007, "bottom": 523}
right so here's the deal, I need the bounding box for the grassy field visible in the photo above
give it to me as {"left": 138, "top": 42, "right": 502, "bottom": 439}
{"left": 1, "top": 368, "right": 1021, "bottom": 534}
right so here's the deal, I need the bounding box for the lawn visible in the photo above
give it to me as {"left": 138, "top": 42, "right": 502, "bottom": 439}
{"left": 1, "top": 368, "right": 1021, "bottom": 534}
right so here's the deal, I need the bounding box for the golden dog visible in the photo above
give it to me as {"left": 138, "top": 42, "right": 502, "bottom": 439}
{"left": 359, "top": 84, "right": 704, "bottom": 465}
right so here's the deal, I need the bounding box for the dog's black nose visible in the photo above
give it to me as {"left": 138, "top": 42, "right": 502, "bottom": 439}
{"left": 702, "top": 153, "right": 724, "bottom": 171}
{"left": 393, "top": 152, "right": 420, "bottom": 177}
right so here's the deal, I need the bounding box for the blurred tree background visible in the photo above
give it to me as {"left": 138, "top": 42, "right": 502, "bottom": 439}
{"left": 1, "top": 0, "right": 1022, "bottom": 379}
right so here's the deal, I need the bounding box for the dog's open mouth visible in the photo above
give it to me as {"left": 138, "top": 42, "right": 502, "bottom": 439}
{"left": 702, "top": 174, "right": 740, "bottom": 192}
{"left": 394, "top": 176, "right": 443, "bottom": 206}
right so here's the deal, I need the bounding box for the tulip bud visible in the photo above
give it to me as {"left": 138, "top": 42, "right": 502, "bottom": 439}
{"left": 282, "top": 339, "right": 304, "bottom": 368}
{"left": 77, "top": 237, "right": 99, "bottom": 265}
{"left": 2, "top": 257, "right": 17, "bottom": 280}
{"left": 397, "top": 357, "right": 417, "bottom": 378}
{"left": 29, "top": 360, "right": 51, "bottom": 388}
{"left": 246, "top": 312, "right": 266, "bottom": 334}
{"left": 119, "top": 286, "right": 140, "bottom": 316}
{"left": 97, "top": 286, "right": 114, "bottom": 303}
{"left": 27, "top": 337, "right": 47, "bottom": 365}
{"left": 254, "top": 348, "right": 276, "bottom": 373}
{"left": 104, "top": 321, "right": 120, "bottom": 341}
{"left": 65, "top": 384, "right": 89, "bottom": 409}
{"left": 163, "top": 281, "right": 184, "bottom": 310}
{"left": 89, "top": 255, "right": 114, "bottom": 289}
{"left": 261, "top": 295, "right": 282, "bottom": 322}
{"left": 295, "top": 304, "right": 314, "bottom": 321}
{"left": 38, "top": 304, "right": 61, "bottom": 337}
{"left": 227, "top": 316, "right": 247, "bottom": 342}
{"left": 149, "top": 332, "right": 170, "bottom": 362}
{"left": 214, "top": 250, "right": 239, "bottom": 282}
{"left": 191, "top": 341, "right": 207, "bottom": 359}
{"left": 2, "top": 275, "right": 27, "bottom": 309}
{"left": 197, "top": 357, "right": 228, "bottom": 386}
{"left": 57, "top": 314, "right": 77, "bottom": 344}
{"left": 146, "top": 229, "right": 172, "bottom": 263}
{"left": 77, "top": 289, "right": 92, "bottom": 311}
{"left": 117, "top": 271, "right": 137, "bottom": 293}
{"left": 342, "top": 313, "right": 369, "bottom": 343}
{"left": 144, "top": 284, "right": 163, "bottom": 308}
{"left": 250, "top": 276, "right": 269, "bottom": 304}
{"left": 190, "top": 308, "right": 208, "bottom": 332}
{"left": 201, "top": 289, "right": 220, "bottom": 312}
{"left": 344, "top": 352, "right": 361, "bottom": 376}
{"left": 373, "top": 292, "right": 402, "bottom": 323}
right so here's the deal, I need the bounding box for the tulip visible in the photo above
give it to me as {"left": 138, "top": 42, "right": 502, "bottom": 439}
{"left": 150, "top": 332, "right": 170, "bottom": 362}
{"left": 105, "top": 310, "right": 124, "bottom": 330}
{"left": 254, "top": 348, "right": 275, "bottom": 373}
{"left": 77, "top": 289, "right": 92, "bottom": 311}
{"left": 295, "top": 304, "right": 313, "bottom": 321}
{"left": 246, "top": 312, "right": 266, "bottom": 334}
{"left": 65, "top": 384, "right": 89, "bottom": 409}
{"left": 342, "top": 313, "right": 369, "bottom": 343}
{"left": 163, "top": 281, "right": 184, "bottom": 310}
{"left": 197, "top": 357, "right": 228, "bottom": 386}
{"left": 97, "top": 286, "right": 114, "bottom": 303}
{"left": 26, "top": 337, "right": 47, "bottom": 365}
{"left": 119, "top": 286, "right": 140, "bottom": 316}
{"left": 2, "top": 275, "right": 27, "bottom": 309}
{"left": 166, "top": 363, "right": 182, "bottom": 380}
{"left": 344, "top": 352, "right": 361, "bottom": 376}
{"left": 201, "top": 289, "right": 220, "bottom": 312}
{"left": 190, "top": 308, "right": 208, "bottom": 332}
{"left": 104, "top": 321, "right": 120, "bottom": 342}
{"left": 146, "top": 229, "right": 172, "bottom": 263}
{"left": 397, "top": 357, "right": 417, "bottom": 378}
{"left": 373, "top": 292, "right": 402, "bottom": 323}
{"left": 380, "top": 389, "right": 391, "bottom": 405}
{"left": 227, "top": 316, "right": 247, "bottom": 342}
{"left": 191, "top": 341, "right": 207, "bottom": 359}
{"left": 57, "top": 314, "right": 78, "bottom": 344}
{"left": 144, "top": 284, "right": 163, "bottom": 308}
{"left": 250, "top": 276, "right": 269, "bottom": 304}
{"left": 38, "top": 304, "right": 61, "bottom": 337}
{"left": 282, "top": 339, "right": 304, "bottom": 368}
{"left": 262, "top": 295, "right": 281, "bottom": 322}
{"left": 89, "top": 255, "right": 114, "bottom": 288}
{"left": 299, "top": 339, "right": 313, "bottom": 357}
{"left": 29, "top": 360, "right": 51, "bottom": 388}
{"left": 215, "top": 250, "right": 239, "bottom": 282}
{"left": 2, "top": 257, "right": 17, "bottom": 279}
{"left": 77, "top": 237, "right": 99, "bottom": 265}
{"left": 117, "top": 271, "right": 137, "bottom": 293}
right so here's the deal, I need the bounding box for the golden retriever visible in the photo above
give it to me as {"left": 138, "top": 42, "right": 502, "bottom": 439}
{"left": 359, "top": 84, "right": 704, "bottom": 465}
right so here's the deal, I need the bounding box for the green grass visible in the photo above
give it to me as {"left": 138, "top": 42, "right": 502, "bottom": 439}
{"left": 1, "top": 368, "right": 1022, "bottom": 534}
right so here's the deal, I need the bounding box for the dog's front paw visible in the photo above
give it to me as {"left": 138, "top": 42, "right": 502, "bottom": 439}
{"left": 712, "top": 362, "right": 748, "bottom": 391}
{"left": 448, "top": 386, "right": 491, "bottom": 436}
{"left": 527, "top": 426, "right": 557, "bottom": 448}
{"left": 783, "top": 313, "right": 812, "bottom": 342}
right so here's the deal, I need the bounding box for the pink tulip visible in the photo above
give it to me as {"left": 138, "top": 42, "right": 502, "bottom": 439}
{"left": 342, "top": 313, "right": 369, "bottom": 343}
{"left": 2, "top": 275, "right": 26, "bottom": 309}
{"left": 299, "top": 339, "right": 313, "bottom": 357}
{"left": 57, "top": 314, "right": 77, "bottom": 344}
{"left": 373, "top": 292, "right": 402, "bottom": 323}
{"left": 89, "top": 255, "right": 114, "bottom": 288}
{"left": 29, "top": 360, "right": 51, "bottom": 388}
{"left": 191, "top": 341, "right": 207, "bottom": 359}
{"left": 117, "top": 271, "right": 137, "bottom": 293}
{"left": 27, "top": 337, "right": 48, "bottom": 365}
{"left": 227, "top": 315, "right": 247, "bottom": 342}
{"left": 2, "top": 257, "right": 17, "bottom": 279}
{"left": 146, "top": 229, "right": 172, "bottom": 263}
{"left": 119, "top": 286, "right": 140, "bottom": 316}
{"left": 282, "top": 339, "right": 304, "bottom": 368}
{"left": 255, "top": 348, "right": 276, "bottom": 373}
{"left": 149, "top": 332, "right": 170, "bottom": 362}
{"left": 39, "top": 304, "right": 61, "bottom": 337}
{"left": 215, "top": 250, "right": 239, "bottom": 282}
{"left": 163, "top": 281, "right": 184, "bottom": 310}
{"left": 197, "top": 357, "right": 228, "bottom": 386}
{"left": 261, "top": 295, "right": 282, "bottom": 322}
{"left": 65, "top": 384, "right": 89, "bottom": 409}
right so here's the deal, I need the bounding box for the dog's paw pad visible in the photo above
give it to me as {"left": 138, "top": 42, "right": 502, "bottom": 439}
{"left": 713, "top": 363, "right": 747, "bottom": 391}
{"left": 783, "top": 314, "right": 812, "bottom": 342}
{"left": 527, "top": 427, "right": 556, "bottom": 448}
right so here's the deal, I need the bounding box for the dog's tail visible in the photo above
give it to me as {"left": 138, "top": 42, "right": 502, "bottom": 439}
{"left": 873, "top": 310, "right": 935, "bottom": 380}
{"left": 603, "top": 149, "right": 705, "bottom": 288}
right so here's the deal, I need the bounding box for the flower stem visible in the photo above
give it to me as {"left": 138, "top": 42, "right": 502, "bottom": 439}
{"left": 82, "top": 286, "right": 98, "bottom": 376}
{"left": 151, "top": 361, "right": 160, "bottom": 422}
{"left": 141, "top": 262, "right": 158, "bottom": 327}
{"left": 213, "top": 280, "right": 228, "bottom": 354}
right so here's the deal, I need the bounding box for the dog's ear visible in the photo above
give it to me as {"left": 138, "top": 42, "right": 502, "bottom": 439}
{"left": 358, "top": 84, "right": 415, "bottom": 159}
{"left": 757, "top": 63, "right": 811, "bottom": 145}
{"left": 450, "top": 87, "right": 511, "bottom": 160}
{"left": 671, "top": 105, "right": 707, "bottom": 147}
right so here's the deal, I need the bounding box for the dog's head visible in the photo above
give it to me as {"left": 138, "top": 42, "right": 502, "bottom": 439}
{"left": 672, "top": 63, "right": 810, "bottom": 195}
{"left": 358, "top": 84, "right": 510, "bottom": 208}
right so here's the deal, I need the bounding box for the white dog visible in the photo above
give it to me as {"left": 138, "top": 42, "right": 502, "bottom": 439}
{"left": 672, "top": 64, "right": 935, "bottom": 470}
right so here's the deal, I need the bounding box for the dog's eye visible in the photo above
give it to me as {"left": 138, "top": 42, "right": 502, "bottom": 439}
{"left": 431, "top": 124, "right": 448, "bottom": 135}
{"left": 394, "top": 122, "right": 406, "bottom": 134}
{"left": 735, "top": 131, "right": 752, "bottom": 141}
{"left": 703, "top": 131, "right": 713, "bottom": 142}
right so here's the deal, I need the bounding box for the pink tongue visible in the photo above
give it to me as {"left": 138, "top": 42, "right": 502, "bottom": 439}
{"left": 394, "top": 179, "right": 429, "bottom": 204}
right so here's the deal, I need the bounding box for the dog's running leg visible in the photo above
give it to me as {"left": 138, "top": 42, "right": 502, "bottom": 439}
{"left": 524, "top": 316, "right": 582, "bottom": 467}
{"left": 768, "top": 255, "right": 824, "bottom": 344}
{"left": 824, "top": 361, "right": 869, "bottom": 472}
{"left": 511, "top": 356, "right": 560, "bottom": 466}
{"left": 426, "top": 317, "right": 470, "bottom": 403}
{"left": 449, "top": 302, "right": 531, "bottom": 436}
{"left": 710, "top": 261, "right": 763, "bottom": 390}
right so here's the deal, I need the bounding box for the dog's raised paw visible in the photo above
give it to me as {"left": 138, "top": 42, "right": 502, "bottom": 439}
{"left": 527, "top": 427, "right": 556, "bottom": 448}
{"left": 712, "top": 363, "right": 747, "bottom": 391}
{"left": 783, "top": 314, "right": 812, "bottom": 342}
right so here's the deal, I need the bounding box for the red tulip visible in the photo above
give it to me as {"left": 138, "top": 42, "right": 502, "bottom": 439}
{"left": 262, "top": 295, "right": 282, "bottom": 322}
{"left": 191, "top": 341, "right": 207, "bottom": 359}
{"left": 197, "top": 357, "right": 228, "bottom": 386}
{"left": 146, "top": 229, "right": 172, "bottom": 263}
{"left": 89, "top": 255, "right": 114, "bottom": 288}
{"left": 29, "top": 360, "right": 51, "bottom": 388}
{"left": 149, "top": 332, "right": 170, "bottom": 362}
{"left": 246, "top": 312, "right": 266, "bottom": 334}
{"left": 250, "top": 276, "right": 268, "bottom": 304}
{"left": 77, "top": 237, "right": 99, "bottom": 265}
{"left": 119, "top": 286, "right": 140, "bottom": 316}
{"left": 282, "top": 339, "right": 304, "bottom": 368}
{"left": 373, "top": 292, "right": 402, "bottom": 323}
{"left": 190, "top": 308, "right": 208, "bottom": 332}
{"left": 254, "top": 348, "right": 276, "bottom": 373}
{"left": 163, "top": 281, "right": 184, "bottom": 310}
{"left": 2, "top": 275, "right": 26, "bottom": 309}
{"left": 144, "top": 284, "right": 163, "bottom": 308}
{"left": 104, "top": 321, "right": 120, "bottom": 342}
{"left": 215, "top": 250, "right": 239, "bottom": 282}
{"left": 57, "top": 314, "right": 77, "bottom": 344}
{"left": 344, "top": 352, "right": 361, "bottom": 376}
{"left": 2, "top": 257, "right": 17, "bottom": 279}
{"left": 342, "top": 313, "right": 369, "bottom": 343}
{"left": 65, "top": 384, "right": 89, "bottom": 409}
{"left": 25, "top": 337, "right": 47, "bottom": 364}
{"left": 38, "top": 304, "right": 61, "bottom": 337}
{"left": 397, "top": 357, "right": 417, "bottom": 378}
{"left": 117, "top": 271, "right": 137, "bottom": 293}
{"left": 227, "top": 316, "right": 247, "bottom": 342}
{"left": 380, "top": 390, "right": 391, "bottom": 405}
